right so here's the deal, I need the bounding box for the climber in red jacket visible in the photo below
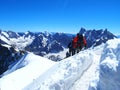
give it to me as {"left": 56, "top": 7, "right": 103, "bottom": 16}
{"left": 73, "top": 33, "right": 87, "bottom": 53}
{"left": 66, "top": 33, "right": 87, "bottom": 57}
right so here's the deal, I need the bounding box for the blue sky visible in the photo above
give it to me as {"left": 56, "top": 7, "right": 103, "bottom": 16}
{"left": 0, "top": 0, "right": 120, "bottom": 34}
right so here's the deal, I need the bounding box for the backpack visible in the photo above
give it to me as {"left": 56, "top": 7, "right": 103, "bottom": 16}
{"left": 77, "top": 35, "right": 84, "bottom": 45}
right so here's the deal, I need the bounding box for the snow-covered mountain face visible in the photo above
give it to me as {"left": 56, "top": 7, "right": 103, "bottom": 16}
{"left": 0, "top": 30, "right": 10, "bottom": 45}
{"left": 98, "top": 39, "right": 120, "bottom": 90}
{"left": 89, "top": 39, "right": 120, "bottom": 90}
{"left": 79, "top": 28, "right": 117, "bottom": 48}
{"left": 0, "top": 30, "right": 74, "bottom": 50}
{"left": 0, "top": 30, "right": 74, "bottom": 60}
{"left": 0, "top": 30, "right": 35, "bottom": 50}
{"left": 0, "top": 44, "right": 24, "bottom": 75}
{"left": 25, "top": 32, "right": 73, "bottom": 57}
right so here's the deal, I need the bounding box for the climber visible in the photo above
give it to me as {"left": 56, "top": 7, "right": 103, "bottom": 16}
{"left": 76, "top": 33, "right": 87, "bottom": 53}
{"left": 67, "top": 38, "right": 75, "bottom": 56}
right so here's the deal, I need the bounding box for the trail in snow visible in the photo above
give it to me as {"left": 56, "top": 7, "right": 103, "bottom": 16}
{"left": 69, "top": 46, "right": 103, "bottom": 90}
{"left": 23, "top": 50, "right": 93, "bottom": 90}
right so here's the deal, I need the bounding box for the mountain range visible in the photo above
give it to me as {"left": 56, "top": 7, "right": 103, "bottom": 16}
{"left": 0, "top": 28, "right": 117, "bottom": 55}
{"left": 0, "top": 28, "right": 117, "bottom": 75}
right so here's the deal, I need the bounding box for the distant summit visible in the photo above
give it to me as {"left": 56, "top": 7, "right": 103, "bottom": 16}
{"left": 79, "top": 28, "right": 117, "bottom": 48}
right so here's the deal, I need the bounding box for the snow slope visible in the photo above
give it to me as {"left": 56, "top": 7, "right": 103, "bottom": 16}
{"left": 0, "top": 47, "right": 93, "bottom": 90}
{"left": 2, "top": 53, "right": 28, "bottom": 76}
{"left": 24, "top": 50, "right": 93, "bottom": 90}
{"left": 69, "top": 45, "right": 104, "bottom": 90}
{"left": 0, "top": 38, "right": 120, "bottom": 90}
{"left": 0, "top": 53, "right": 56, "bottom": 90}
{"left": 0, "top": 32, "right": 10, "bottom": 44}
{"left": 89, "top": 38, "right": 120, "bottom": 90}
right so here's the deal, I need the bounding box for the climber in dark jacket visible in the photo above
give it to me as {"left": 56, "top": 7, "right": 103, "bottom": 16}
{"left": 68, "top": 39, "right": 74, "bottom": 56}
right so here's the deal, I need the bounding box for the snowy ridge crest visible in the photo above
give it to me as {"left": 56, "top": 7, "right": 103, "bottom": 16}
{"left": 79, "top": 28, "right": 117, "bottom": 48}
{"left": 89, "top": 39, "right": 120, "bottom": 90}
{"left": 23, "top": 50, "right": 93, "bottom": 90}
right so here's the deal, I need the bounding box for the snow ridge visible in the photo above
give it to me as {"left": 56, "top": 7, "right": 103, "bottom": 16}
{"left": 24, "top": 50, "right": 93, "bottom": 90}
{"left": 70, "top": 44, "right": 104, "bottom": 90}
{"left": 89, "top": 39, "right": 120, "bottom": 90}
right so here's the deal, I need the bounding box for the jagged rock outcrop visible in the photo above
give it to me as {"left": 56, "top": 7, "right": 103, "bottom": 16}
{"left": 0, "top": 44, "right": 24, "bottom": 75}
{"left": 79, "top": 28, "right": 117, "bottom": 48}
{"left": 25, "top": 32, "right": 73, "bottom": 56}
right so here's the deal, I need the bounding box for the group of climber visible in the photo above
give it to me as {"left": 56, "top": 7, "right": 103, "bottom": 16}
{"left": 66, "top": 33, "right": 87, "bottom": 57}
